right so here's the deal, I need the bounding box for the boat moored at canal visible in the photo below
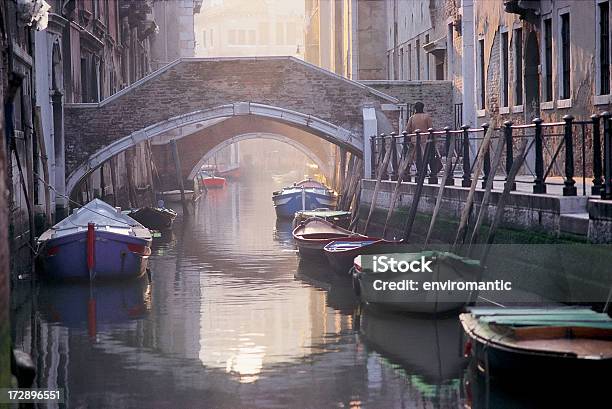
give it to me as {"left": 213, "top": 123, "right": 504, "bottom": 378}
{"left": 37, "top": 199, "right": 152, "bottom": 281}
{"left": 324, "top": 238, "right": 404, "bottom": 275}
{"left": 127, "top": 206, "right": 177, "bottom": 231}
{"left": 352, "top": 251, "right": 482, "bottom": 314}
{"left": 292, "top": 217, "right": 363, "bottom": 258}
{"left": 272, "top": 179, "right": 336, "bottom": 219}
{"left": 292, "top": 209, "right": 351, "bottom": 229}
{"left": 460, "top": 307, "right": 612, "bottom": 377}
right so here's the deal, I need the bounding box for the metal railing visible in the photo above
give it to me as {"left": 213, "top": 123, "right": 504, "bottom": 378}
{"left": 369, "top": 112, "right": 612, "bottom": 199}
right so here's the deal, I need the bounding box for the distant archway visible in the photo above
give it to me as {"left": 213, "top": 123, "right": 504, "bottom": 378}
{"left": 187, "top": 132, "right": 332, "bottom": 180}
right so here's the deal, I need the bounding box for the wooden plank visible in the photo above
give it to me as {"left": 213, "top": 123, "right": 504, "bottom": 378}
{"left": 402, "top": 136, "right": 434, "bottom": 241}
{"left": 468, "top": 135, "right": 507, "bottom": 251}
{"left": 424, "top": 133, "right": 456, "bottom": 246}
{"left": 453, "top": 127, "right": 493, "bottom": 249}
{"left": 480, "top": 139, "right": 529, "bottom": 264}
{"left": 382, "top": 144, "right": 416, "bottom": 237}
{"left": 363, "top": 139, "right": 394, "bottom": 234}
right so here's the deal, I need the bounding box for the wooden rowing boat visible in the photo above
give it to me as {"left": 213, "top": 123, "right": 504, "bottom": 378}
{"left": 323, "top": 238, "right": 404, "bottom": 275}
{"left": 127, "top": 206, "right": 177, "bottom": 231}
{"left": 292, "top": 217, "right": 364, "bottom": 258}
{"left": 460, "top": 307, "right": 612, "bottom": 377}
{"left": 352, "top": 251, "right": 482, "bottom": 314}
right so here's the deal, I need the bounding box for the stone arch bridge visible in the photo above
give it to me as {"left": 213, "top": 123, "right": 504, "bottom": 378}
{"left": 64, "top": 57, "right": 399, "bottom": 195}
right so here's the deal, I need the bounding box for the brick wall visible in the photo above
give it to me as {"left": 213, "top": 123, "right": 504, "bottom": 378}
{"left": 359, "top": 80, "right": 454, "bottom": 129}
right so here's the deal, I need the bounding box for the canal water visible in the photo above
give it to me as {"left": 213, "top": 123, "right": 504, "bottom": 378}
{"left": 14, "top": 175, "right": 532, "bottom": 409}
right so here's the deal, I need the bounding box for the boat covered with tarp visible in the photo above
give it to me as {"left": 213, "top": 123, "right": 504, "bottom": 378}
{"left": 352, "top": 251, "right": 482, "bottom": 314}
{"left": 37, "top": 199, "right": 152, "bottom": 280}
{"left": 272, "top": 179, "right": 336, "bottom": 219}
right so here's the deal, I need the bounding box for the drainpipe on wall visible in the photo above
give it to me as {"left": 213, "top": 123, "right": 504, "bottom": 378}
{"left": 461, "top": 0, "right": 476, "bottom": 129}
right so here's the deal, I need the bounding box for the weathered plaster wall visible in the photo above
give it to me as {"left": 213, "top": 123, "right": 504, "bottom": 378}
{"left": 359, "top": 80, "right": 454, "bottom": 129}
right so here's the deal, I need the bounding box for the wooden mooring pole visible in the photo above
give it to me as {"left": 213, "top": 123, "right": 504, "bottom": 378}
{"left": 453, "top": 124, "right": 492, "bottom": 249}
{"left": 170, "top": 139, "right": 188, "bottom": 213}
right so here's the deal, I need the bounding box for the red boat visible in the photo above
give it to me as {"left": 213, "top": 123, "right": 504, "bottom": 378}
{"left": 292, "top": 217, "right": 364, "bottom": 258}
{"left": 200, "top": 173, "right": 226, "bottom": 189}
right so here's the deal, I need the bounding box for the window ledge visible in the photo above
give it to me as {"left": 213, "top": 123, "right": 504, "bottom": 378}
{"left": 476, "top": 109, "right": 486, "bottom": 118}
{"left": 557, "top": 99, "right": 572, "bottom": 109}
{"left": 540, "top": 101, "right": 554, "bottom": 110}
{"left": 594, "top": 94, "right": 611, "bottom": 106}
{"left": 500, "top": 106, "right": 510, "bottom": 114}
{"left": 512, "top": 105, "right": 524, "bottom": 113}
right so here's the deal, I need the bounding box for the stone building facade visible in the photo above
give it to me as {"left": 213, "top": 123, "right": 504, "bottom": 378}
{"left": 304, "top": 0, "right": 387, "bottom": 80}
{"left": 466, "top": 0, "right": 612, "bottom": 127}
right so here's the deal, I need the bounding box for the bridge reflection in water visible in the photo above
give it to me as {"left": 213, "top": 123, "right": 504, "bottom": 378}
{"left": 15, "top": 176, "right": 486, "bottom": 408}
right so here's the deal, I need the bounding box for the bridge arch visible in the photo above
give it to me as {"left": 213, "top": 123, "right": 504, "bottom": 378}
{"left": 187, "top": 132, "right": 333, "bottom": 180}
{"left": 66, "top": 103, "right": 357, "bottom": 196}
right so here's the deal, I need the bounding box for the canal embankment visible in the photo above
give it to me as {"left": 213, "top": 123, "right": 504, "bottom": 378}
{"left": 358, "top": 178, "right": 612, "bottom": 305}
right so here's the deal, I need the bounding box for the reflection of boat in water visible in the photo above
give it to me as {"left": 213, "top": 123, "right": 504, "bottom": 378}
{"left": 359, "top": 306, "right": 466, "bottom": 384}
{"left": 273, "top": 219, "right": 294, "bottom": 245}
{"left": 37, "top": 276, "right": 151, "bottom": 330}
{"left": 294, "top": 259, "right": 358, "bottom": 314}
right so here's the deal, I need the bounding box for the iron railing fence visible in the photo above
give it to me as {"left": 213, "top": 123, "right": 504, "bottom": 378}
{"left": 370, "top": 112, "right": 612, "bottom": 199}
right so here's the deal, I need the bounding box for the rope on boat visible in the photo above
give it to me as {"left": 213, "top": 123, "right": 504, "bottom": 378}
{"left": 32, "top": 171, "right": 137, "bottom": 226}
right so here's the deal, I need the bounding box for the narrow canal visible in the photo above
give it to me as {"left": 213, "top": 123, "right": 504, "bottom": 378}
{"left": 15, "top": 175, "right": 471, "bottom": 408}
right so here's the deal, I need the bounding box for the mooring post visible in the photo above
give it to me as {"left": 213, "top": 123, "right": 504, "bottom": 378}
{"left": 170, "top": 139, "right": 188, "bottom": 213}
{"left": 533, "top": 118, "right": 546, "bottom": 194}
{"left": 390, "top": 132, "right": 398, "bottom": 181}
{"left": 461, "top": 124, "right": 471, "bottom": 187}
{"left": 591, "top": 114, "right": 603, "bottom": 195}
{"left": 379, "top": 133, "right": 387, "bottom": 179}
{"left": 369, "top": 136, "right": 376, "bottom": 179}
{"left": 504, "top": 120, "right": 516, "bottom": 191}
{"left": 562, "top": 115, "right": 577, "bottom": 196}
{"left": 427, "top": 128, "right": 438, "bottom": 185}
{"left": 402, "top": 131, "right": 411, "bottom": 182}
{"left": 444, "top": 127, "right": 454, "bottom": 186}
{"left": 602, "top": 112, "right": 612, "bottom": 200}
{"left": 481, "top": 123, "right": 490, "bottom": 189}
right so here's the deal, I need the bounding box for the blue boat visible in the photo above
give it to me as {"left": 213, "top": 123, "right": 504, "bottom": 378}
{"left": 37, "top": 199, "right": 152, "bottom": 281}
{"left": 272, "top": 179, "right": 336, "bottom": 219}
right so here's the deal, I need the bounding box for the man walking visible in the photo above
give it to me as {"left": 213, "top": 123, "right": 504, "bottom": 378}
{"left": 405, "top": 102, "right": 441, "bottom": 174}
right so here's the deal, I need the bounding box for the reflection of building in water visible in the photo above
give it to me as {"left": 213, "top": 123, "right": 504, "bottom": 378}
{"left": 195, "top": 0, "right": 304, "bottom": 58}
{"left": 152, "top": 252, "right": 202, "bottom": 360}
